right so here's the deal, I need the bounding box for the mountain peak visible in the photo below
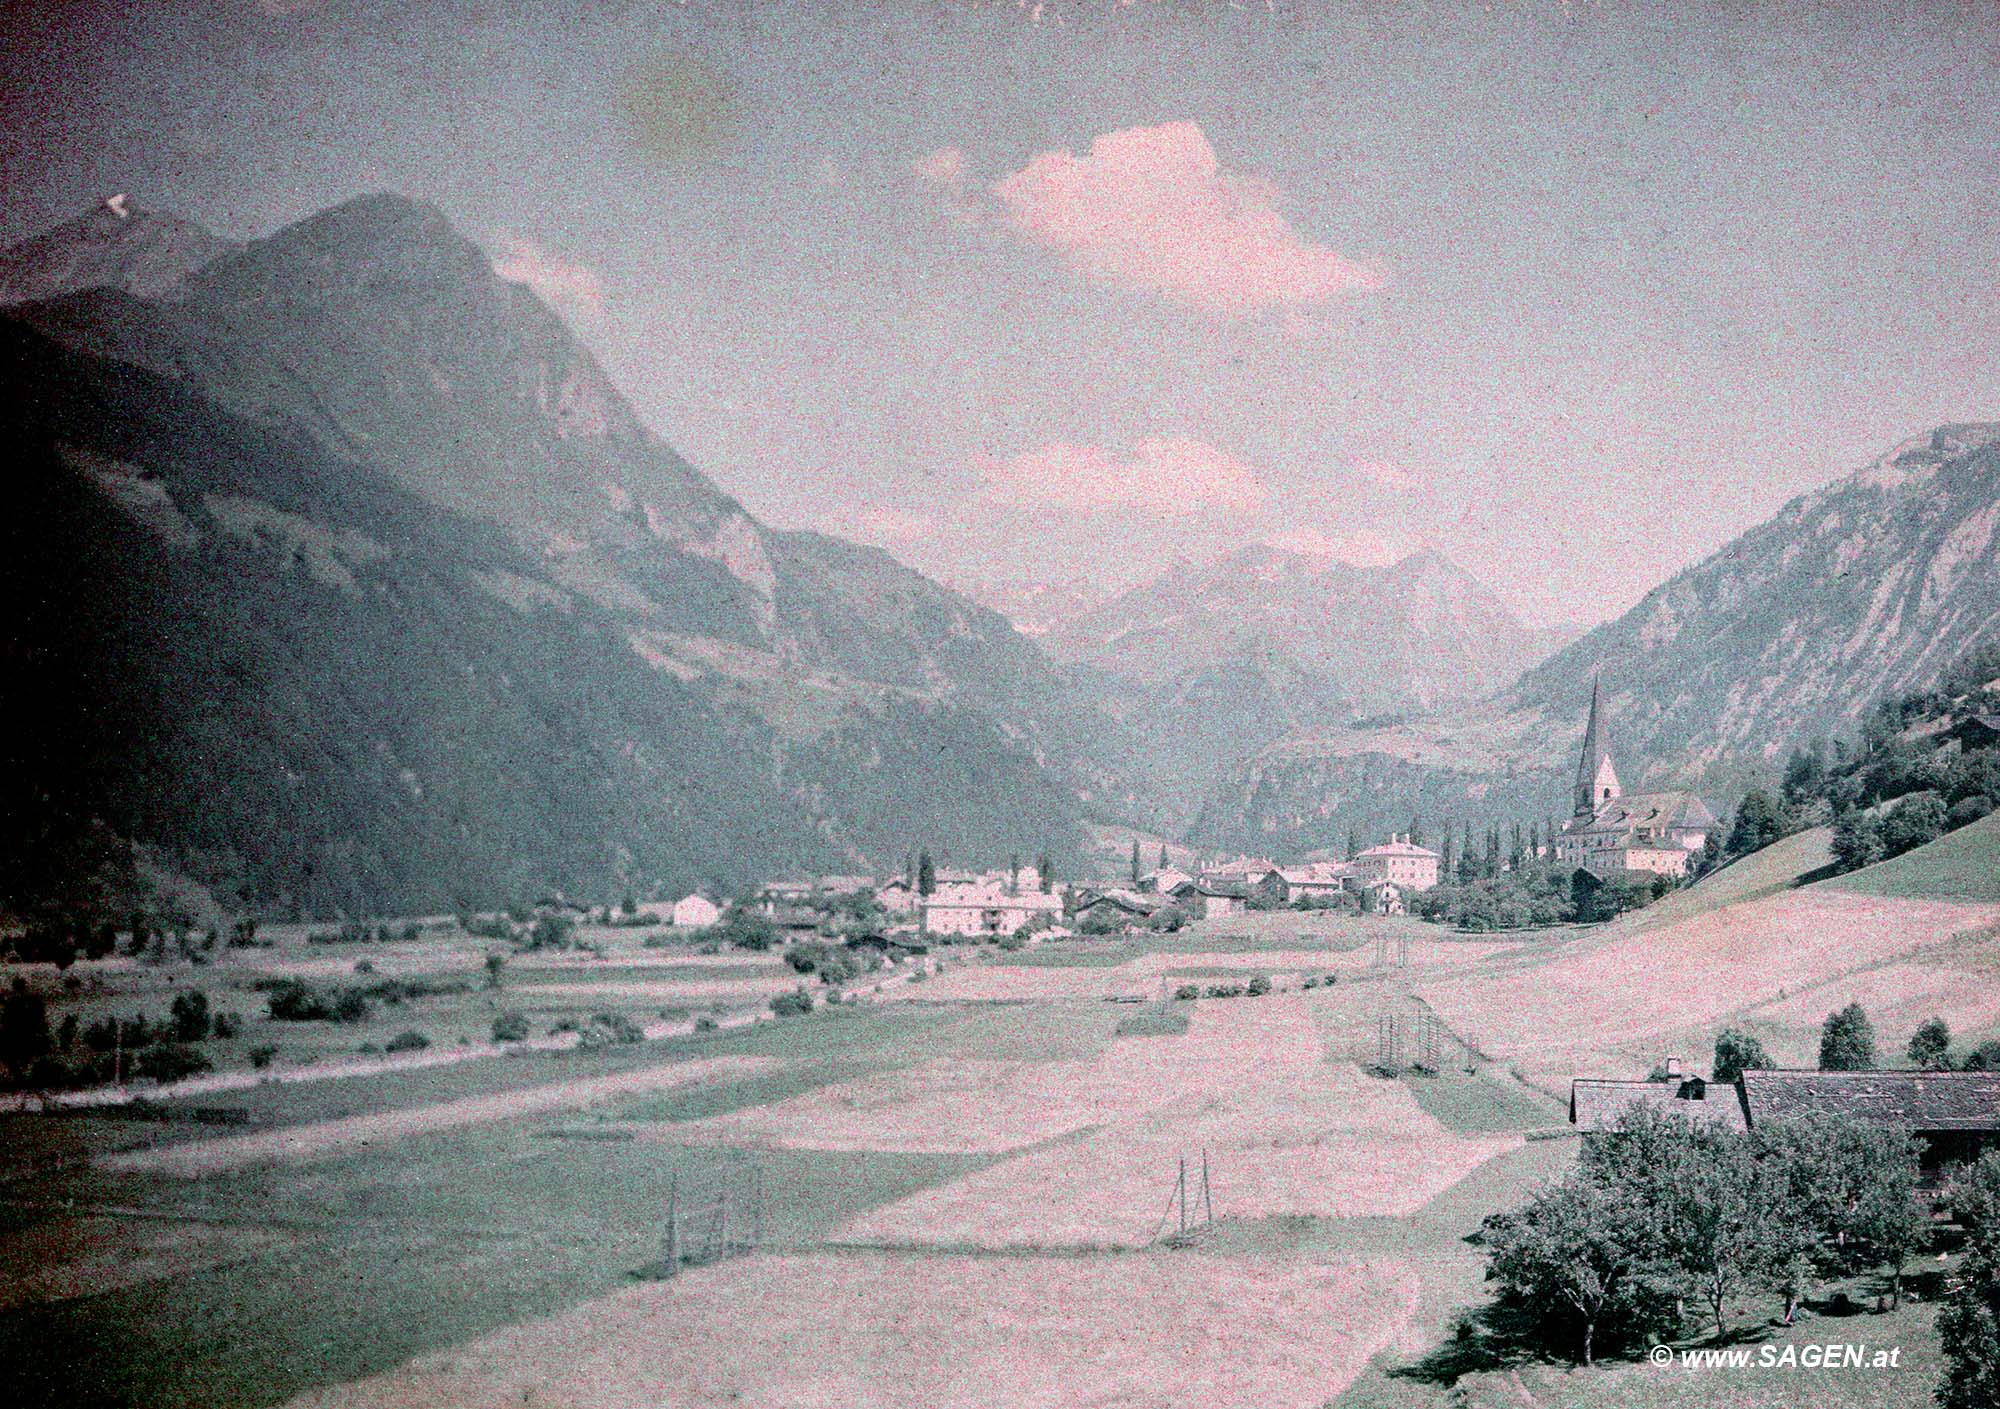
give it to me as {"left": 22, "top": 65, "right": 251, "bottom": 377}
{"left": 0, "top": 198, "right": 235, "bottom": 304}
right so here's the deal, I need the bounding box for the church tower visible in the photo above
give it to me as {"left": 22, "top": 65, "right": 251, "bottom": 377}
{"left": 1573, "top": 675, "right": 1622, "bottom": 818}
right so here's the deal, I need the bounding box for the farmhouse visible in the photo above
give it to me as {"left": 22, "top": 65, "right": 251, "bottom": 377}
{"left": 1738, "top": 1068, "right": 2000, "bottom": 1172}
{"left": 1570, "top": 1075, "right": 1748, "bottom": 1133}
{"left": 1136, "top": 866, "right": 1194, "bottom": 894}
{"left": 1358, "top": 880, "right": 1406, "bottom": 916}
{"left": 921, "top": 881, "right": 1062, "bottom": 938}
{"left": 670, "top": 893, "right": 721, "bottom": 929}
{"left": 1166, "top": 877, "right": 1248, "bottom": 919}
{"left": 1554, "top": 676, "right": 1717, "bottom": 878}
{"left": 1353, "top": 839, "right": 1439, "bottom": 891}
{"left": 1569, "top": 1067, "right": 2000, "bottom": 1171}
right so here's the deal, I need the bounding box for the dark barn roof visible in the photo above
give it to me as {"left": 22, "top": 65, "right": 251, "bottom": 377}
{"left": 1739, "top": 1069, "right": 2000, "bottom": 1132}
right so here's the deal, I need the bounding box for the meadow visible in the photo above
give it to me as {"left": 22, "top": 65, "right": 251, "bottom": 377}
{"left": 3, "top": 826, "right": 1992, "bottom": 1408}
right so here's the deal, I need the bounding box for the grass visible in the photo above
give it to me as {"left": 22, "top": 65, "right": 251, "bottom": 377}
{"left": 1824, "top": 811, "right": 2000, "bottom": 902}
{"left": 1400, "top": 1073, "right": 1565, "bottom": 1133}
{"left": 1112, "top": 1004, "right": 1190, "bottom": 1037}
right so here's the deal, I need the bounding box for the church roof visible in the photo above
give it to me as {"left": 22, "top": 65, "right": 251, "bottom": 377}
{"left": 1575, "top": 675, "right": 1616, "bottom": 809}
{"left": 1566, "top": 791, "right": 1718, "bottom": 836}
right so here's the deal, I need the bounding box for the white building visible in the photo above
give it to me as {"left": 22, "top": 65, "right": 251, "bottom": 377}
{"left": 921, "top": 882, "right": 1063, "bottom": 938}
{"left": 671, "top": 893, "right": 721, "bottom": 929}
{"left": 1354, "top": 837, "right": 1440, "bottom": 891}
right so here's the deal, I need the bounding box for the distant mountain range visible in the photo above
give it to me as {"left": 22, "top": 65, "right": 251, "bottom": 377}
{"left": 1190, "top": 424, "right": 2000, "bottom": 854}
{"left": 0, "top": 195, "right": 1089, "bottom": 917}
{"left": 1040, "top": 543, "right": 1577, "bottom": 826}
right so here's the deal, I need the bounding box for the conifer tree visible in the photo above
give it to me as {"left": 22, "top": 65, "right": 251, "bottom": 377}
{"left": 1129, "top": 840, "right": 1141, "bottom": 885}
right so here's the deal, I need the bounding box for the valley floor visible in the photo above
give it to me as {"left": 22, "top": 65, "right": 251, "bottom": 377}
{"left": 4, "top": 826, "right": 1996, "bottom": 1408}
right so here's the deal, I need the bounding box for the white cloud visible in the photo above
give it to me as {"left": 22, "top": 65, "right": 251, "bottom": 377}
{"left": 489, "top": 230, "right": 605, "bottom": 325}
{"left": 991, "top": 121, "right": 1381, "bottom": 316}
{"left": 979, "top": 436, "right": 1269, "bottom": 516}
{"left": 1263, "top": 526, "right": 1415, "bottom": 567}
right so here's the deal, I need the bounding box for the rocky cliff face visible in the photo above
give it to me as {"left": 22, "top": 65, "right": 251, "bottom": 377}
{"left": 0, "top": 197, "right": 237, "bottom": 304}
{"left": 1191, "top": 426, "right": 2000, "bottom": 855}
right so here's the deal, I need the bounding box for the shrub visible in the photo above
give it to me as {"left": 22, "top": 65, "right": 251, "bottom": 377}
{"left": 248, "top": 1043, "right": 278, "bottom": 1069}
{"left": 135, "top": 1042, "right": 213, "bottom": 1084}
{"left": 211, "top": 1012, "right": 242, "bottom": 1040}
{"left": 1246, "top": 975, "right": 1271, "bottom": 997}
{"left": 527, "top": 916, "right": 576, "bottom": 951}
{"left": 1202, "top": 983, "right": 1244, "bottom": 999}
{"left": 353, "top": 959, "right": 376, "bottom": 974}
{"left": 265, "top": 980, "right": 370, "bottom": 1024}
{"left": 1173, "top": 984, "right": 1200, "bottom": 1001}
{"left": 719, "top": 909, "right": 779, "bottom": 952}
{"left": 694, "top": 1016, "right": 718, "bottom": 1033}
{"left": 491, "top": 1011, "right": 530, "bottom": 1042}
{"left": 770, "top": 988, "right": 815, "bottom": 1018}
{"left": 577, "top": 1012, "right": 644, "bottom": 1049}
{"left": 385, "top": 1029, "right": 429, "bottom": 1053}
{"left": 995, "top": 930, "right": 1026, "bottom": 952}
{"left": 484, "top": 953, "right": 506, "bottom": 987}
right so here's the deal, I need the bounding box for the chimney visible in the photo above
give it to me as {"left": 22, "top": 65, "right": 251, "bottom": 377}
{"left": 1664, "top": 1056, "right": 1683, "bottom": 1078}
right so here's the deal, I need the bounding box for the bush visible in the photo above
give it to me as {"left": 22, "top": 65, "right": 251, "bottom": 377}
{"left": 1246, "top": 975, "right": 1271, "bottom": 997}
{"left": 1819, "top": 1002, "right": 1876, "bottom": 1070}
{"left": 353, "top": 960, "right": 376, "bottom": 975}
{"left": 694, "top": 1015, "right": 718, "bottom": 1033}
{"left": 1711, "top": 1027, "right": 1771, "bottom": 1083}
{"left": 385, "top": 1029, "right": 430, "bottom": 1053}
{"left": 1202, "top": 983, "right": 1245, "bottom": 999}
{"left": 1173, "top": 984, "right": 1200, "bottom": 1001}
{"left": 135, "top": 1042, "right": 213, "bottom": 1084}
{"left": 265, "top": 979, "right": 370, "bottom": 1024}
{"left": 527, "top": 916, "right": 576, "bottom": 951}
{"left": 211, "top": 1012, "right": 241, "bottom": 1040}
{"left": 995, "top": 930, "right": 1026, "bottom": 952}
{"left": 1910, "top": 1016, "right": 1953, "bottom": 1071}
{"left": 576, "top": 1012, "right": 644, "bottom": 1049}
{"left": 719, "top": 909, "right": 780, "bottom": 952}
{"left": 770, "top": 988, "right": 816, "bottom": 1018}
{"left": 491, "top": 1011, "right": 531, "bottom": 1042}
{"left": 249, "top": 1044, "right": 277, "bottom": 1069}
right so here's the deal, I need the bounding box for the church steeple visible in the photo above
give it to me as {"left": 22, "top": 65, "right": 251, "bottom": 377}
{"left": 1574, "top": 674, "right": 1622, "bottom": 818}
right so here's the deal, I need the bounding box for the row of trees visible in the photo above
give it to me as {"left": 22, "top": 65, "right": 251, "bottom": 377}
{"left": 1712, "top": 1007, "right": 2000, "bottom": 1081}
{"left": 1483, "top": 1109, "right": 1929, "bottom": 1364}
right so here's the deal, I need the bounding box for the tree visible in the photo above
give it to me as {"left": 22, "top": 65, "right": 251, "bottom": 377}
{"left": 1345, "top": 828, "right": 1359, "bottom": 861}
{"left": 1819, "top": 1002, "right": 1877, "bottom": 1070}
{"left": 1845, "top": 1125, "right": 1928, "bottom": 1307}
{"left": 619, "top": 892, "right": 638, "bottom": 917}
{"left": 1727, "top": 789, "right": 1785, "bottom": 856}
{"left": 1939, "top": 1154, "right": 2000, "bottom": 1409}
{"left": 1882, "top": 792, "right": 1947, "bottom": 857}
{"left": 1408, "top": 816, "right": 1424, "bottom": 848}
{"left": 1129, "top": 840, "right": 1141, "bottom": 885}
{"left": 1439, "top": 829, "right": 1455, "bottom": 879}
{"left": 718, "top": 908, "right": 779, "bottom": 952}
{"left": 169, "top": 990, "right": 211, "bottom": 1042}
{"left": 1482, "top": 1176, "right": 1654, "bottom": 1366}
{"left": 1036, "top": 854, "right": 1053, "bottom": 893}
{"left": 1830, "top": 808, "right": 1883, "bottom": 873}
{"left": 1712, "top": 1027, "right": 1771, "bottom": 1084}
{"left": 917, "top": 851, "right": 936, "bottom": 897}
{"left": 1909, "top": 1016, "right": 1953, "bottom": 1071}
{"left": 0, "top": 978, "right": 51, "bottom": 1080}
{"left": 1156, "top": 844, "right": 1168, "bottom": 870}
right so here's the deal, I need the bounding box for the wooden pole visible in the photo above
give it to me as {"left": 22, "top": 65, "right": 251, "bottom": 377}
{"left": 664, "top": 1171, "right": 680, "bottom": 1275}
{"left": 1202, "top": 1148, "right": 1213, "bottom": 1226}
{"left": 1177, "top": 1157, "right": 1187, "bottom": 1236}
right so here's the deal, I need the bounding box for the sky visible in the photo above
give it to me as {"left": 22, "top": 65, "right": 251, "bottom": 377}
{"left": 5, "top": 0, "right": 2000, "bottom": 627}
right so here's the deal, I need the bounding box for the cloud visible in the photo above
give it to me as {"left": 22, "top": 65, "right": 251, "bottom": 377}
{"left": 979, "top": 436, "right": 1269, "bottom": 516}
{"left": 991, "top": 121, "right": 1381, "bottom": 316}
{"left": 1263, "top": 526, "right": 1415, "bottom": 567}
{"left": 854, "top": 505, "right": 935, "bottom": 543}
{"left": 914, "top": 146, "right": 983, "bottom": 227}
{"left": 1355, "top": 459, "right": 1423, "bottom": 491}
{"left": 489, "top": 231, "right": 605, "bottom": 324}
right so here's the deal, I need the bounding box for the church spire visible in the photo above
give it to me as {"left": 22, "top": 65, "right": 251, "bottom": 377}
{"left": 1574, "top": 673, "right": 1622, "bottom": 817}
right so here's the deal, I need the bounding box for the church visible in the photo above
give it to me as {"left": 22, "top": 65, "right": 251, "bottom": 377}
{"left": 1554, "top": 677, "right": 1718, "bottom": 878}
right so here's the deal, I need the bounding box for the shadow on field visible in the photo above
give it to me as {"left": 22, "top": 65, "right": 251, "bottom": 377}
{"left": 1387, "top": 1303, "right": 1544, "bottom": 1386}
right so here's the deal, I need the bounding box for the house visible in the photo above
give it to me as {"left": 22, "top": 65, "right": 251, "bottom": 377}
{"left": 1068, "top": 889, "right": 1165, "bottom": 931}
{"left": 670, "top": 893, "right": 721, "bottom": 930}
{"left": 1167, "top": 877, "right": 1247, "bottom": 919}
{"left": 875, "top": 879, "right": 918, "bottom": 915}
{"left": 1358, "top": 880, "right": 1406, "bottom": 915}
{"left": 1555, "top": 676, "right": 1717, "bottom": 877}
{"left": 1948, "top": 714, "right": 2000, "bottom": 750}
{"left": 1569, "top": 1066, "right": 2000, "bottom": 1175}
{"left": 1737, "top": 1068, "right": 2000, "bottom": 1173}
{"left": 767, "top": 905, "right": 823, "bottom": 937}
{"left": 1137, "top": 866, "right": 1194, "bottom": 895}
{"left": 1571, "top": 1073, "right": 1748, "bottom": 1133}
{"left": 921, "top": 882, "right": 1063, "bottom": 939}
{"left": 1277, "top": 863, "right": 1358, "bottom": 902}
{"left": 1354, "top": 838, "right": 1440, "bottom": 891}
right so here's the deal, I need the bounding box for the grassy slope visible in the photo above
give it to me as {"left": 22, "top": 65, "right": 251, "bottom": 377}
{"left": 1822, "top": 810, "right": 2000, "bottom": 902}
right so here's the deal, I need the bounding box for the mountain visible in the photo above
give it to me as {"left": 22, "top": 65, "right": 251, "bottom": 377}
{"left": 1191, "top": 424, "right": 2000, "bottom": 855}
{"left": 0, "top": 195, "right": 1088, "bottom": 919}
{"left": 1042, "top": 544, "right": 1561, "bottom": 828}
{"left": 0, "top": 196, "right": 238, "bottom": 305}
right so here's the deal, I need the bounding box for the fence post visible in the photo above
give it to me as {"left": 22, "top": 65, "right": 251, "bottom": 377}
{"left": 1177, "top": 1156, "right": 1187, "bottom": 1237}
{"left": 1202, "top": 1147, "right": 1213, "bottom": 1226}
